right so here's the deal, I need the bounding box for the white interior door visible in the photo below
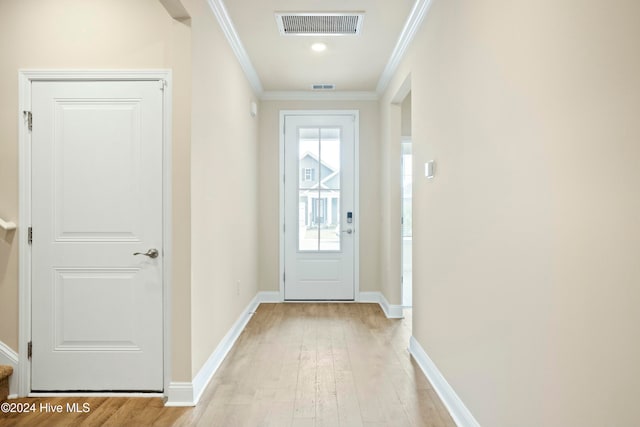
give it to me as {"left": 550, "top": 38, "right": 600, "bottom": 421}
{"left": 284, "top": 114, "right": 356, "bottom": 300}
{"left": 30, "top": 80, "right": 164, "bottom": 391}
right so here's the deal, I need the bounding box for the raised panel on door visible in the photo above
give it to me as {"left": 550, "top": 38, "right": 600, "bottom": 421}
{"left": 31, "top": 80, "right": 164, "bottom": 391}
{"left": 53, "top": 100, "right": 144, "bottom": 242}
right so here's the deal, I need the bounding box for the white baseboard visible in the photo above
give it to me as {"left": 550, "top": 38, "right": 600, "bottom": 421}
{"left": 166, "top": 292, "right": 264, "bottom": 407}
{"left": 409, "top": 337, "right": 481, "bottom": 427}
{"left": 165, "top": 382, "right": 195, "bottom": 407}
{"left": 255, "top": 291, "right": 281, "bottom": 303}
{"left": 30, "top": 392, "right": 163, "bottom": 398}
{"left": 0, "top": 340, "right": 19, "bottom": 399}
{"left": 358, "top": 291, "right": 404, "bottom": 318}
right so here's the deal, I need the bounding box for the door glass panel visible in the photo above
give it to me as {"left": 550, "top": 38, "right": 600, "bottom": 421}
{"left": 298, "top": 189, "right": 318, "bottom": 250}
{"left": 319, "top": 128, "right": 340, "bottom": 189}
{"left": 298, "top": 128, "right": 320, "bottom": 188}
{"left": 319, "top": 190, "right": 340, "bottom": 251}
{"left": 298, "top": 127, "right": 341, "bottom": 252}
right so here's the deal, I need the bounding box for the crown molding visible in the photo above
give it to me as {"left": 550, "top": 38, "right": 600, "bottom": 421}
{"left": 261, "top": 91, "right": 378, "bottom": 101}
{"left": 206, "top": 0, "right": 432, "bottom": 99}
{"left": 206, "top": 0, "right": 263, "bottom": 95}
{"left": 376, "top": 0, "right": 434, "bottom": 95}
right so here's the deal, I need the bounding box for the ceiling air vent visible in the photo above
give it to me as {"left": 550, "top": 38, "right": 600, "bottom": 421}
{"left": 275, "top": 12, "right": 364, "bottom": 36}
{"left": 312, "top": 84, "right": 335, "bottom": 91}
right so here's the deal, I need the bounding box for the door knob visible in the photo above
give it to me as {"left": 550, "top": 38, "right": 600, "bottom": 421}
{"left": 134, "top": 248, "right": 159, "bottom": 259}
{"left": 341, "top": 229, "right": 353, "bottom": 234}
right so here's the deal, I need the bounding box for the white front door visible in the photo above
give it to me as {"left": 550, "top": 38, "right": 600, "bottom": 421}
{"left": 30, "top": 80, "right": 164, "bottom": 391}
{"left": 283, "top": 114, "right": 357, "bottom": 300}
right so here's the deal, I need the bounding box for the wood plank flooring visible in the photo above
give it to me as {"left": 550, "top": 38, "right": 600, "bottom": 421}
{"left": 0, "top": 303, "right": 455, "bottom": 427}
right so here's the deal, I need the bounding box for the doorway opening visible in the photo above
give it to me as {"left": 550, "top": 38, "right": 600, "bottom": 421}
{"left": 402, "top": 138, "right": 413, "bottom": 307}
{"left": 400, "top": 92, "right": 412, "bottom": 308}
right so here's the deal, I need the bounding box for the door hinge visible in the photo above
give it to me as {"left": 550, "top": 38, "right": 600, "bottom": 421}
{"left": 28, "top": 227, "right": 33, "bottom": 244}
{"left": 159, "top": 79, "right": 167, "bottom": 91}
{"left": 283, "top": 272, "right": 285, "bottom": 282}
{"left": 28, "top": 341, "right": 32, "bottom": 359}
{"left": 23, "top": 111, "right": 32, "bottom": 131}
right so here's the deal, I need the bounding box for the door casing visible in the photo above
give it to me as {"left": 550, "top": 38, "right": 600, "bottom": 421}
{"left": 279, "top": 110, "right": 360, "bottom": 301}
{"left": 17, "top": 70, "right": 173, "bottom": 397}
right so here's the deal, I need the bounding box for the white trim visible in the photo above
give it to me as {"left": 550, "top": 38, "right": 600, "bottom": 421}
{"left": 0, "top": 340, "right": 19, "bottom": 399}
{"left": 353, "top": 114, "right": 360, "bottom": 302}
{"left": 161, "top": 72, "right": 175, "bottom": 403}
{"left": 358, "top": 291, "right": 404, "bottom": 319}
{"left": 278, "top": 112, "right": 286, "bottom": 302}
{"left": 29, "top": 392, "right": 164, "bottom": 398}
{"left": 165, "top": 382, "right": 195, "bottom": 407}
{"left": 376, "top": 0, "right": 434, "bottom": 94}
{"left": 17, "top": 70, "right": 32, "bottom": 398}
{"left": 0, "top": 218, "right": 17, "bottom": 231}
{"left": 206, "top": 0, "right": 263, "bottom": 95}
{"left": 18, "top": 69, "right": 173, "bottom": 398}
{"left": 255, "top": 291, "right": 282, "bottom": 303}
{"left": 165, "top": 292, "right": 265, "bottom": 406}
{"left": 16, "top": 69, "right": 174, "bottom": 80}
{"left": 279, "top": 110, "right": 360, "bottom": 302}
{"left": 261, "top": 91, "right": 378, "bottom": 101}
{"left": 358, "top": 291, "right": 379, "bottom": 303}
{"left": 392, "top": 74, "right": 412, "bottom": 105}
{"left": 190, "top": 293, "right": 258, "bottom": 404}
{"left": 409, "top": 337, "right": 482, "bottom": 427}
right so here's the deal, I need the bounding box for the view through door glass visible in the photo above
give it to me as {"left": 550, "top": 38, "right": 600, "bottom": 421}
{"left": 298, "top": 127, "right": 341, "bottom": 252}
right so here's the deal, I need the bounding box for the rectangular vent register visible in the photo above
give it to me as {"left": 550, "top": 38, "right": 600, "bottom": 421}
{"left": 276, "top": 13, "right": 365, "bottom": 36}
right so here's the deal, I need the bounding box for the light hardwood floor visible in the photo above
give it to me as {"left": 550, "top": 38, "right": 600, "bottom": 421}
{"left": 0, "top": 303, "right": 455, "bottom": 427}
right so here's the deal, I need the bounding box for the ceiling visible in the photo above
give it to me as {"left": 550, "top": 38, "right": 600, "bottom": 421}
{"left": 222, "top": 0, "right": 418, "bottom": 95}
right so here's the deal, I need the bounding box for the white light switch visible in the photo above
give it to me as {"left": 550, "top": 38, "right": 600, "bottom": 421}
{"left": 425, "top": 161, "right": 435, "bottom": 179}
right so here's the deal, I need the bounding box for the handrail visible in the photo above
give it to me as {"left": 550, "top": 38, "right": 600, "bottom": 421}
{"left": 0, "top": 218, "right": 17, "bottom": 231}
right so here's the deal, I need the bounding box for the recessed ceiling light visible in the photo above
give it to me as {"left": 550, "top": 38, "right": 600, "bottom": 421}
{"left": 311, "top": 42, "right": 327, "bottom": 52}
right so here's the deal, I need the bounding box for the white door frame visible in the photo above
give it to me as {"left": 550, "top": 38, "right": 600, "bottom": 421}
{"left": 279, "top": 110, "right": 360, "bottom": 301}
{"left": 17, "top": 70, "right": 173, "bottom": 397}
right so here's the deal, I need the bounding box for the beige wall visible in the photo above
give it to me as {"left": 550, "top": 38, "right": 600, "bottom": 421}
{"left": 167, "top": 17, "right": 193, "bottom": 383}
{"left": 0, "top": 0, "right": 193, "bottom": 380}
{"left": 380, "top": 0, "right": 640, "bottom": 425}
{"left": 258, "top": 100, "right": 381, "bottom": 295}
{"left": 379, "top": 99, "right": 403, "bottom": 305}
{"left": 401, "top": 93, "right": 412, "bottom": 137}
{"left": 183, "top": 0, "right": 259, "bottom": 376}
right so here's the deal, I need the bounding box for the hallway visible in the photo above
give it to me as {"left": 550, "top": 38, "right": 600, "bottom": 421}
{"left": 0, "top": 304, "right": 454, "bottom": 427}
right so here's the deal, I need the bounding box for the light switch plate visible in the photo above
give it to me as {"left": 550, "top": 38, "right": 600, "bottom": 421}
{"left": 425, "top": 160, "right": 435, "bottom": 179}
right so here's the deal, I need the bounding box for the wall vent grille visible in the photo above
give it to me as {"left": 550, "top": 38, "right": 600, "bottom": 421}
{"left": 276, "top": 13, "right": 364, "bottom": 36}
